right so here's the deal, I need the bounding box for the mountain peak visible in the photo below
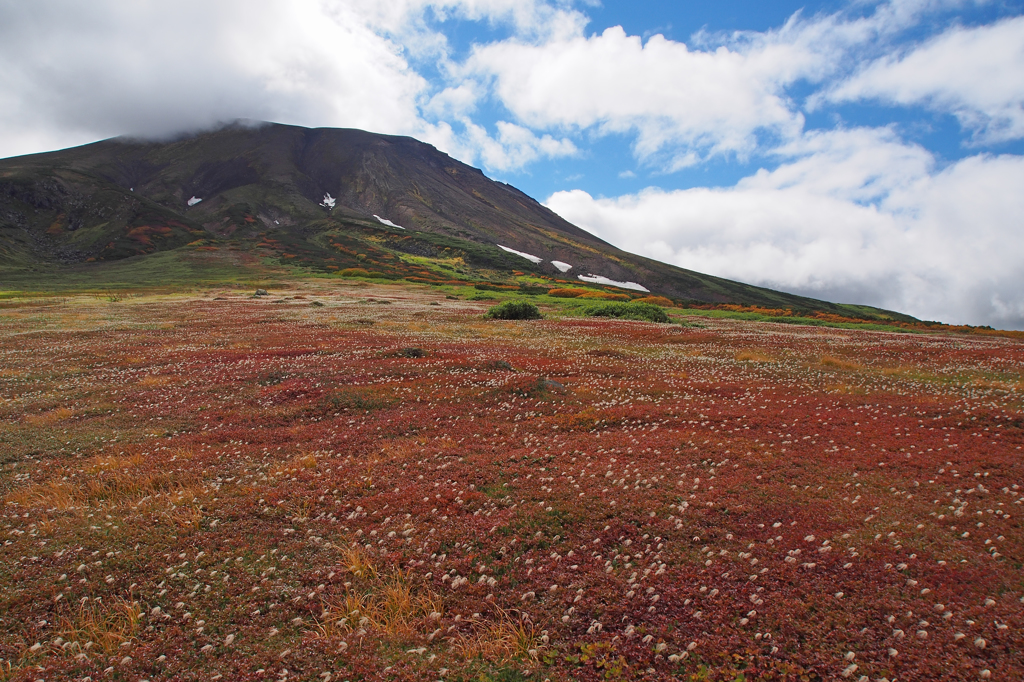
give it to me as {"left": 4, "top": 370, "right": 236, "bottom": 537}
{"left": 0, "top": 123, "right": 913, "bottom": 321}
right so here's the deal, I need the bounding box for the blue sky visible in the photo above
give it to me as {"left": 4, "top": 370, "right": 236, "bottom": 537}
{"left": 2, "top": 0, "right": 1024, "bottom": 328}
{"left": 421, "top": 0, "right": 1024, "bottom": 198}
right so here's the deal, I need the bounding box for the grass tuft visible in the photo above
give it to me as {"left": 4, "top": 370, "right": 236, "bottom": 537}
{"left": 449, "top": 607, "right": 540, "bottom": 663}
{"left": 57, "top": 597, "right": 142, "bottom": 656}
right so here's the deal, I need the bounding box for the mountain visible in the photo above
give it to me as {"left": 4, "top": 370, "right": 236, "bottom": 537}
{"left": 0, "top": 121, "right": 912, "bottom": 319}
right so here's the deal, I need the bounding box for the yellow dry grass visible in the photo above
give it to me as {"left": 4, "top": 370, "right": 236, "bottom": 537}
{"left": 734, "top": 350, "right": 773, "bottom": 363}
{"left": 23, "top": 407, "right": 75, "bottom": 426}
{"left": 270, "top": 452, "right": 319, "bottom": 483}
{"left": 293, "top": 498, "right": 314, "bottom": 522}
{"left": 5, "top": 454, "right": 199, "bottom": 511}
{"left": 448, "top": 607, "right": 540, "bottom": 663}
{"left": 171, "top": 502, "right": 205, "bottom": 530}
{"left": 138, "top": 375, "right": 174, "bottom": 387}
{"left": 819, "top": 355, "right": 863, "bottom": 371}
{"left": 342, "top": 545, "right": 378, "bottom": 580}
{"left": 57, "top": 597, "right": 142, "bottom": 655}
{"left": 317, "top": 560, "right": 443, "bottom": 639}
{"left": 5, "top": 480, "right": 82, "bottom": 511}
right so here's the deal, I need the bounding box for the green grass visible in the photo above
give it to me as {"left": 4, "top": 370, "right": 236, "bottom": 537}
{"left": 671, "top": 307, "right": 923, "bottom": 333}
{"left": 0, "top": 247, "right": 941, "bottom": 337}
{"left": 0, "top": 247, "right": 282, "bottom": 292}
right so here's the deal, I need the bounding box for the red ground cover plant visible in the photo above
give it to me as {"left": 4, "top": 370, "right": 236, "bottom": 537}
{"left": 1, "top": 283, "right": 1022, "bottom": 681}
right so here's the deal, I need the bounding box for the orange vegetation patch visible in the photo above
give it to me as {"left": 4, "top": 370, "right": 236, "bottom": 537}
{"left": 819, "top": 355, "right": 863, "bottom": 371}
{"left": 719, "top": 304, "right": 793, "bottom": 316}
{"left": 578, "top": 291, "right": 630, "bottom": 301}
{"left": 126, "top": 225, "right": 173, "bottom": 245}
{"left": 632, "top": 295, "right": 674, "bottom": 306}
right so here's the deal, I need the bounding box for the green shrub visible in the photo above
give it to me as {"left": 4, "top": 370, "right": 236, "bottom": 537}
{"left": 485, "top": 300, "right": 542, "bottom": 320}
{"left": 582, "top": 301, "right": 669, "bottom": 323}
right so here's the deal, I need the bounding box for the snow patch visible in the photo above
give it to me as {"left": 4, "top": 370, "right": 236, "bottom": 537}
{"left": 373, "top": 215, "right": 405, "bottom": 230}
{"left": 497, "top": 244, "right": 543, "bottom": 264}
{"left": 321, "top": 193, "right": 336, "bottom": 210}
{"left": 551, "top": 260, "right": 572, "bottom": 273}
{"left": 577, "top": 274, "right": 649, "bottom": 292}
{"left": 187, "top": 196, "right": 202, "bottom": 206}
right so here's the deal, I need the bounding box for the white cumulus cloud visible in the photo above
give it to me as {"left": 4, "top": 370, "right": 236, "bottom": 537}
{"left": 546, "top": 127, "right": 1024, "bottom": 328}
{"left": 0, "top": 0, "right": 428, "bottom": 156}
{"left": 0, "top": 0, "right": 581, "bottom": 169}
{"left": 464, "top": 25, "right": 810, "bottom": 166}
{"left": 827, "top": 15, "right": 1024, "bottom": 143}
{"left": 455, "top": 120, "right": 577, "bottom": 171}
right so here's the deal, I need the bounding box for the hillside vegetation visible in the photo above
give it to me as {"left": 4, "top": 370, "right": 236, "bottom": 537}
{"left": 0, "top": 122, "right": 918, "bottom": 324}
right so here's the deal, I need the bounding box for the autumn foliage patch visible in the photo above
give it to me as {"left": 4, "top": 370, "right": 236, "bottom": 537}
{"left": 548, "top": 288, "right": 589, "bottom": 298}
{"left": 1, "top": 284, "right": 1021, "bottom": 681}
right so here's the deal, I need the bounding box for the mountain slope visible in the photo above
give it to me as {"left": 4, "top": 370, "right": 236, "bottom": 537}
{"left": 0, "top": 121, "right": 914, "bottom": 319}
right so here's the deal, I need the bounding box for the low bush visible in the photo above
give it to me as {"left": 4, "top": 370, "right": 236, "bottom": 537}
{"left": 340, "top": 267, "right": 369, "bottom": 277}
{"left": 582, "top": 301, "right": 669, "bottom": 323}
{"left": 486, "top": 300, "right": 542, "bottom": 320}
{"left": 548, "top": 288, "right": 589, "bottom": 298}
{"left": 475, "top": 283, "right": 518, "bottom": 292}
{"left": 578, "top": 291, "right": 630, "bottom": 301}
{"left": 632, "top": 295, "right": 674, "bottom": 306}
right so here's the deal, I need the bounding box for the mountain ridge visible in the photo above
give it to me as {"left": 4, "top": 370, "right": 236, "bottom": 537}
{"left": 0, "top": 121, "right": 915, "bottom": 321}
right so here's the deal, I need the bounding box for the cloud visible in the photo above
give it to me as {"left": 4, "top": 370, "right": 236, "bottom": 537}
{"left": 353, "top": 0, "right": 587, "bottom": 40}
{"left": 0, "top": 0, "right": 582, "bottom": 168}
{"left": 456, "top": 120, "right": 577, "bottom": 171}
{"left": 453, "top": 0, "right": 1008, "bottom": 168}
{"left": 827, "top": 15, "right": 1024, "bottom": 142}
{"left": 0, "top": 0, "right": 430, "bottom": 157}
{"left": 546, "top": 127, "right": 1024, "bottom": 329}
{"left": 463, "top": 24, "right": 811, "bottom": 166}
